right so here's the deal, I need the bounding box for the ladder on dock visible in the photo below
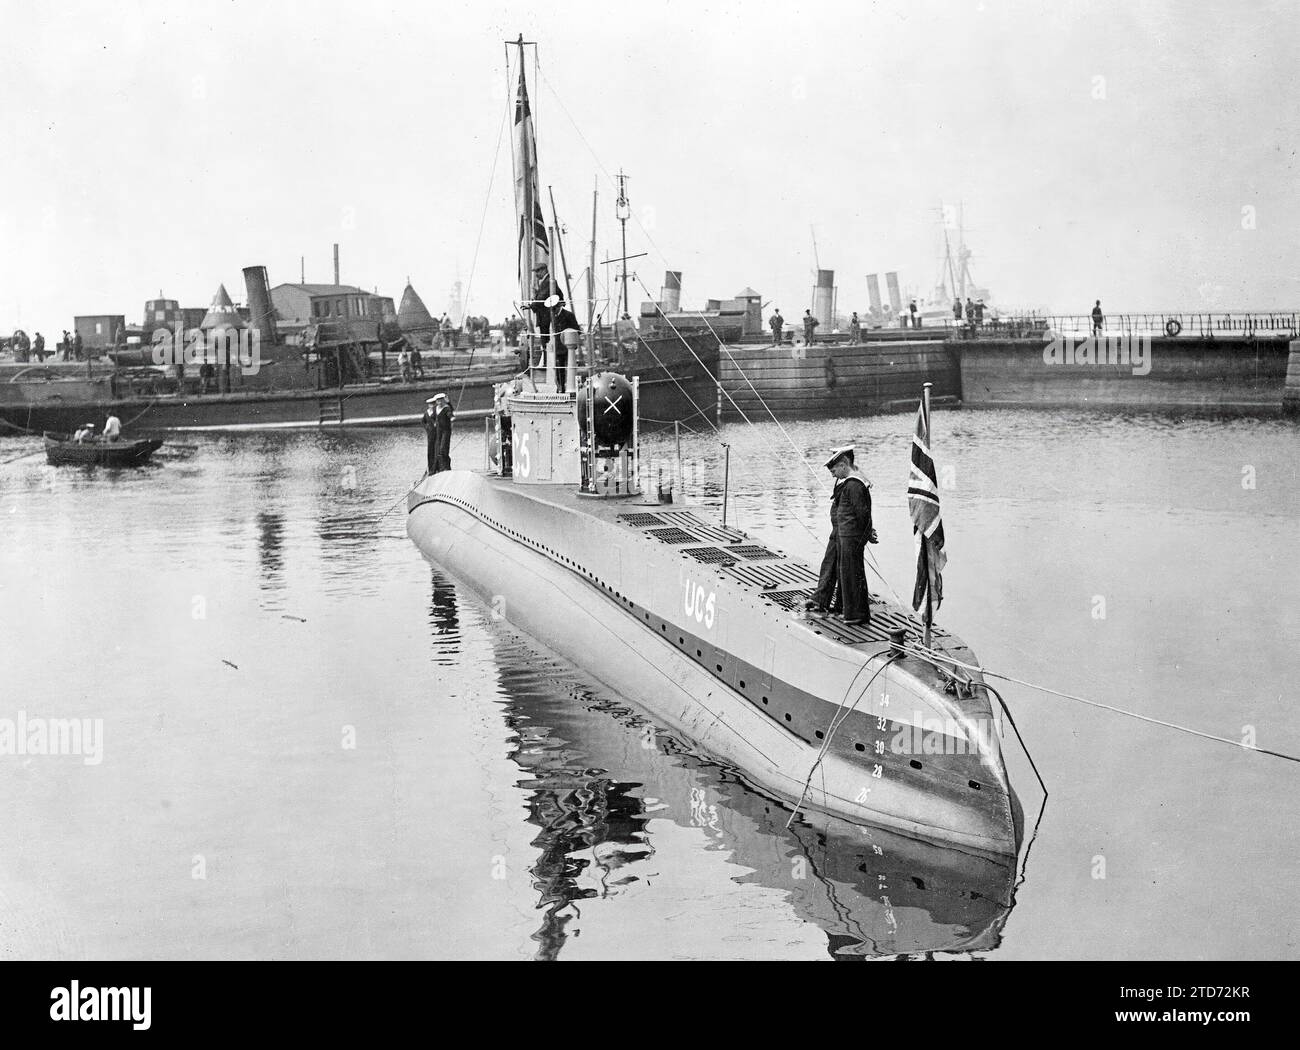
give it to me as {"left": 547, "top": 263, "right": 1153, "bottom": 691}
{"left": 318, "top": 397, "right": 343, "bottom": 425}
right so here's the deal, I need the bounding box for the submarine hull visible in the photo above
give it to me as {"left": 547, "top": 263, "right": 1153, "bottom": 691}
{"left": 408, "top": 469, "right": 1019, "bottom": 859}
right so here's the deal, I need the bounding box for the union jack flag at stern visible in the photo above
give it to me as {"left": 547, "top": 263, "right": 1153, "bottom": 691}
{"left": 908, "top": 392, "right": 947, "bottom": 618}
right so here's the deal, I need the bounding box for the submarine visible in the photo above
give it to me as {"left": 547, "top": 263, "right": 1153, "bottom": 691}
{"left": 407, "top": 364, "right": 1020, "bottom": 858}
{"left": 406, "top": 37, "right": 1021, "bottom": 860}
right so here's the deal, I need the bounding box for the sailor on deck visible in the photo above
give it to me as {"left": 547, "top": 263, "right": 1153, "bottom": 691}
{"left": 493, "top": 376, "right": 523, "bottom": 476}
{"left": 422, "top": 393, "right": 453, "bottom": 475}
{"left": 807, "top": 446, "right": 877, "bottom": 624}
{"left": 546, "top": 294, "right": 580, "bottom": 394}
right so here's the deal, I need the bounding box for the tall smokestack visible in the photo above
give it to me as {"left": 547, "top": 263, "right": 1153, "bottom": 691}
{"left": 242, "top": 265, "right": 278, "bottom": 347}
{"left": 813, "top": 269, "right": 835, "bottom": 329}
{"left": 333, "top": 244, "right": 340, "bottom": 286}
{"left": 660, "top": 271, "right": 682, "bottom": 312}
{"left": 885, "top": 271, "right": 902, "bottom": 319}
{"left": 866, "top": 274, "right": 883, "bottom": 317}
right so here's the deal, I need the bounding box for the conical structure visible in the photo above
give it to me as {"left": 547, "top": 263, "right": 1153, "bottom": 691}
{"left": 397, "top": 281, "right": 436, "bottom": 333}
{"left": 200, "top": 283, "right": 246, "bottom": 331}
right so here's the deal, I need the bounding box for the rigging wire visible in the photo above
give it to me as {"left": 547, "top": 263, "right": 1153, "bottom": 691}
{"left": 535, "top": 63, "right": 908, "bottom": 602}
{"left": 630, "top": 273, "right": 906, "bottom": 605}
{"left": 786, "top": 652, "right": 899, "bottom": 828}
{"left": 449, "top": 63, "right": 513, "bottom": 414}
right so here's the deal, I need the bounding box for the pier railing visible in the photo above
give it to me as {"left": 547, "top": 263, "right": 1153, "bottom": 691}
{"left": 973, "top": 312, "right": 1300, "bottom": 339}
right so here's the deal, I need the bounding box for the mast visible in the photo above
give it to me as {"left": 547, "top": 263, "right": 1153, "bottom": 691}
{"left": 615, "top": 170, "right": 630, "bottom": 318}
{"left": 548, "top": 185, "right": 575, "bottom": 308}
{"left": 588, "top": 178, "right": 597, "bottom": 365}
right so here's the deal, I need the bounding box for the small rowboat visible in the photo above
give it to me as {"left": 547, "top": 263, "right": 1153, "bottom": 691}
{"left": 43, "top": 432, "right": 163, "bottom": 467}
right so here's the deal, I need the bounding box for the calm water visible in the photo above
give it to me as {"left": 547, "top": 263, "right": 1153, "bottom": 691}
{"left": 0, "top": 409, "right": 1296, "bottom": 960}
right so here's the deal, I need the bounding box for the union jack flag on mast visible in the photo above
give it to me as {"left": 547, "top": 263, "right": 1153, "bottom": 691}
{"left": 908, "top": 383, "right": 947, "bottom": 639}
{"left": 511, "top": 45, "right": 552, "bottom": 308}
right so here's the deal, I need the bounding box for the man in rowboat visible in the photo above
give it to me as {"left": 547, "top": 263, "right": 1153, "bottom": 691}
{"left": 73, "top": 423, "right": 96, "bottom": 444}
{"left": 103, "top": 413, "right": 122, "bottom": 442}
{"left": 806, "top": 446, "right": 877, "bottom": 625}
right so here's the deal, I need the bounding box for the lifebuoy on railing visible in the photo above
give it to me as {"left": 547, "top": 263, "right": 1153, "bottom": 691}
{"left": 1165, "top": 318, "right": 1182, "bottom": 337}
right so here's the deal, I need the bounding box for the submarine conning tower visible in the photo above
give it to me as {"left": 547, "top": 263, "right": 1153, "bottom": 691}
{"left": 491, "top": 325, "right": 642, "bottom": 498}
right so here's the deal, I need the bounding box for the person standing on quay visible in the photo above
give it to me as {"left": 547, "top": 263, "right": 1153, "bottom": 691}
{"left": 769, "top": 309, "right": 784, "bottom": 346}
{"left": 849, "top": 312, "right": 861, "bottom": 342}
{"left": 803, "top": 309, "right": 819, "bottom": 345}
{"left": 1091, "top": 300, "right": 1104, "bottom": 335}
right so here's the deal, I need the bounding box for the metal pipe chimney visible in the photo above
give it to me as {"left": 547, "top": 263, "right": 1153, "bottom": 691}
{"left": 333, "top": 243, "right": 340, "bottom": 286}
{"left": 813, "top": 269, "right": 835, "bottom": 328}
{"left": 242, "top": 265, "right": 279, "bottom": 346}
{"left": 866, "top": 274, "right": 883, "bottom": 318}
{"left": 660, "top": 271, "right": 682, "bottom": 312}
{"left": 885, "top": 271, "right": 903, "bottom": 319}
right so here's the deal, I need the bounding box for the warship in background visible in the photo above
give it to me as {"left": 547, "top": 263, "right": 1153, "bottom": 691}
{"left": 912, "top": 202, "right": 998, "bottom": 327}
{"left": 0, "top": 256, "right": 513, "bottom": 434}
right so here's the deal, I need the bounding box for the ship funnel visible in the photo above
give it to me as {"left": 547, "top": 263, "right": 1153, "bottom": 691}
{"left": 885, "top": 271, "right": 903, "bottom": 318}
{"left": 866, "top": 273, "right": 883, "bottom": 317}
{"left": 242, "top": 265, "right": 278, "bottom": 346}
{"left": 660, "top": 271, "right": 682, "bottom": 312}
{"left": 813, "top": 269, "right": 835, "bottom": 328}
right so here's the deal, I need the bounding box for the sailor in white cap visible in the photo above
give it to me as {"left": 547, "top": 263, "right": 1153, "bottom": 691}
{"left": 421, "top": 393, "right": 454, "bottom": 475}
{"left": 545, "top": 296, "right": 580, "bottom": 393}
{"left": 806, "top": 445, "right": 877, "bottom": 624}
{"left": 73, "top": 422, "right": 96, "bottom": 444}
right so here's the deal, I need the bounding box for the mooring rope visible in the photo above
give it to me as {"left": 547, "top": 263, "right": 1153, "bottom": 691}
{"left": 786, "top": 652, "right": 899, "bottom": 828}
{"left": 896, "top": 638, "right": 1298, "bottom": 765}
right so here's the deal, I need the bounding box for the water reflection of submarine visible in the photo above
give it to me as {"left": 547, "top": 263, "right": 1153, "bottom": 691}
{"left": 478, "top": 599, "right": 1017, "bottom": 959}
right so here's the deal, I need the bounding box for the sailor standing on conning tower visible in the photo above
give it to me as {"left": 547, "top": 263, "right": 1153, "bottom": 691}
{"left": 807, "top": 446, "right": 877, "bottom": 624}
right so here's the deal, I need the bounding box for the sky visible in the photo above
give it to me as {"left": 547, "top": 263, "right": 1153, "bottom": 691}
{"left": 3, "top": 0, "right": 1299, "bottom": 335}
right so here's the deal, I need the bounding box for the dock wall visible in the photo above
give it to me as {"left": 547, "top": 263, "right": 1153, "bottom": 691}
{"left": 1284, "top": 339, "right": 1300, "bottom": 417}
{"left": 959, "top": 336, "right": 1290, "bottom": 413}
{"left": 718, "top": 341, "right": 960, "bottom": 420}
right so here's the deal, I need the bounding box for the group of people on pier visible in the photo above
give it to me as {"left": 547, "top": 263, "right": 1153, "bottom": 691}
{"left": 7, "top": 328, "right": 84, "bottom": 362}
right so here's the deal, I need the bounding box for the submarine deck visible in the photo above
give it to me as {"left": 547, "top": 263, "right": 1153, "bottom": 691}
{"left": 476, "top": 472, "right": 960, "bottom": 656}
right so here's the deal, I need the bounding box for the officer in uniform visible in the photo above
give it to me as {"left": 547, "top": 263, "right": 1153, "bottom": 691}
{"left": 806, "top": 446, "right": 877, "bottom": 624}
{"left": 545, "top": 295, "right": 580, "bottom": 393}
{"left": 422, "top": 393, "right": 454, "bottom": 474}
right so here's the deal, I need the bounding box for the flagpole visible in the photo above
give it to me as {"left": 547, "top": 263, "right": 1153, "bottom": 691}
{"left": 922, "top": 381, "right": 933, "bottom": 649}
